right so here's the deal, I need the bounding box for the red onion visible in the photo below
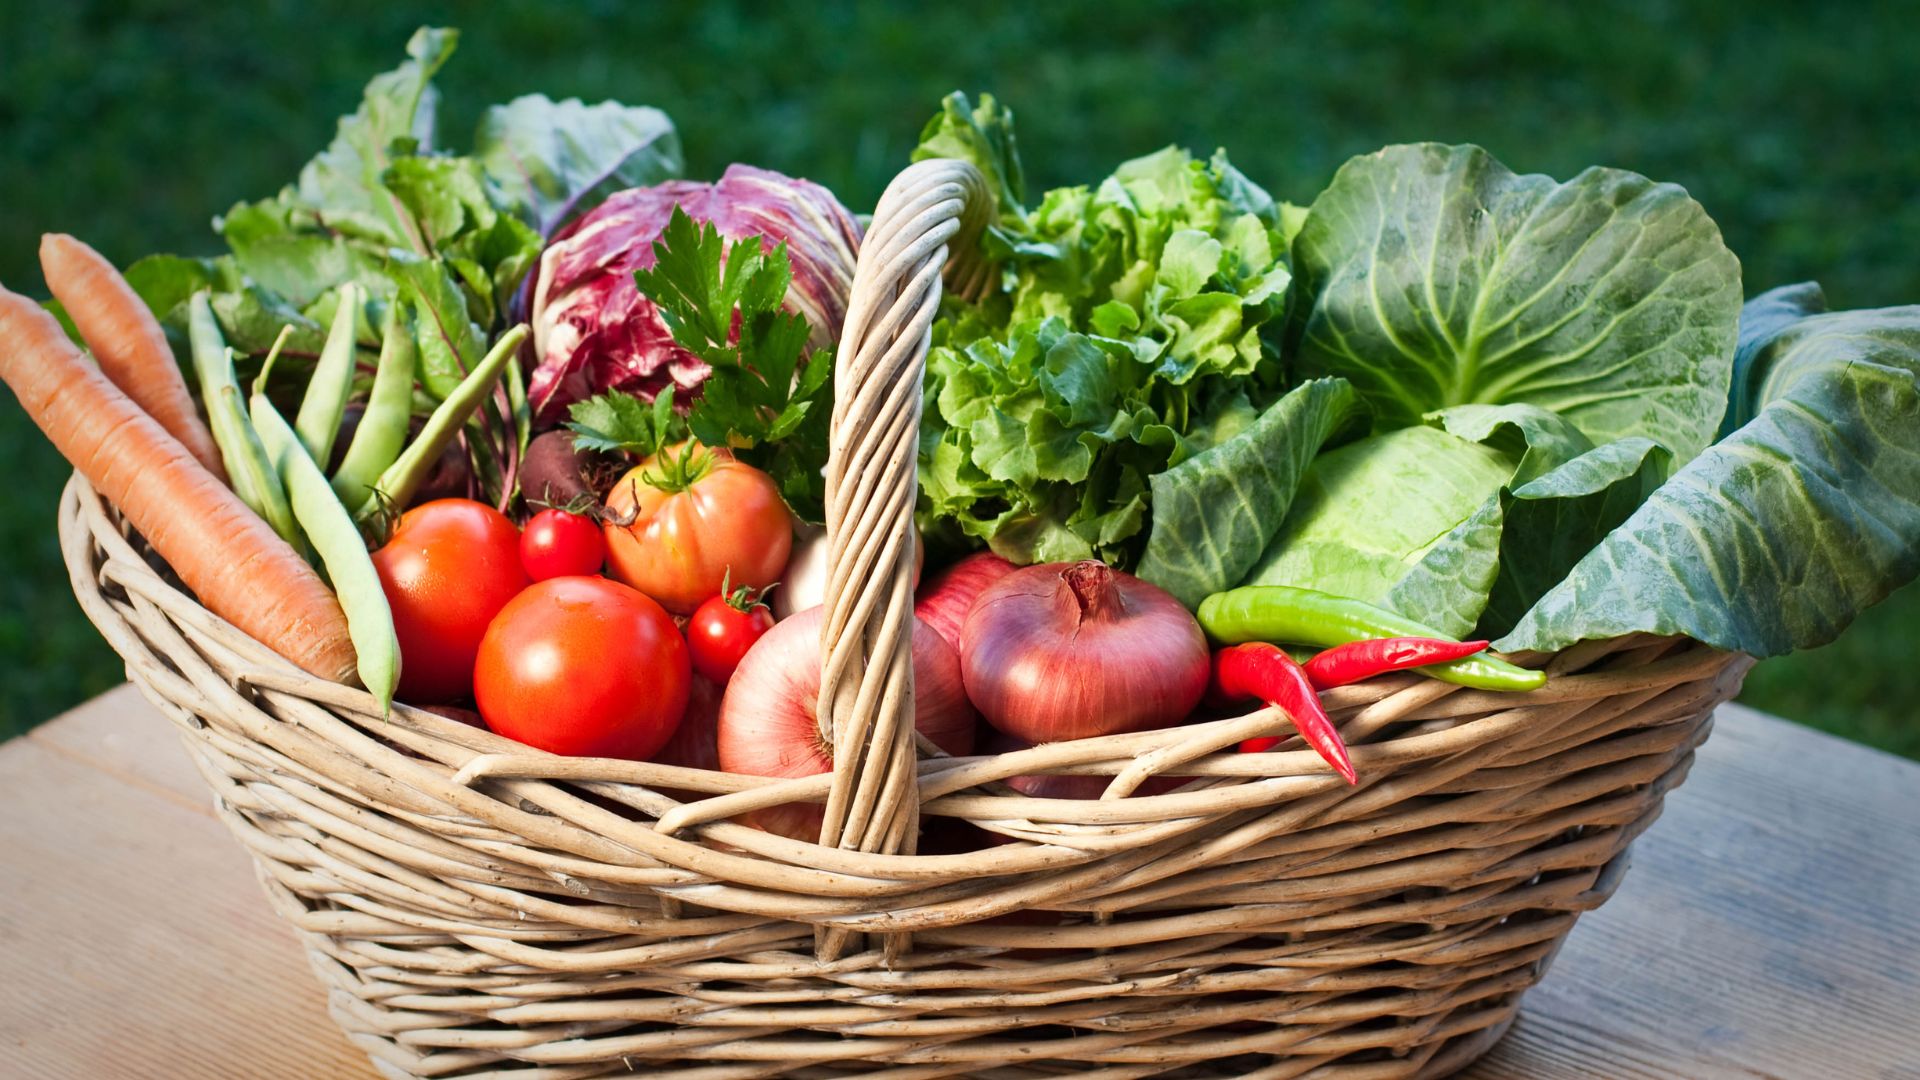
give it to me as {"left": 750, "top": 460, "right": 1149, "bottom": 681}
{"left": 961, "top": 561, "right": 1209, "bottom": 744}
{"left": 914, "top": 550, "right": 1018, "bottom": 649}
{"left": 651, "top": 673, "right": 722, "bottom": 773}
{"left": 718, "top": 606, "right": 975, "bottom": 840}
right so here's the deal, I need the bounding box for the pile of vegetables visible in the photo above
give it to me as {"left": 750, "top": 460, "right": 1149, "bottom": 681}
{"left": 5, "top": 28, "right": 1917, "bottom": 843}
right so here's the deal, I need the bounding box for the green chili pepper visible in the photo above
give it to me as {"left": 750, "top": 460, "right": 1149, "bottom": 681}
{"left": 330, "top": 303, "right": 417, "bottom": 506}
{"left": 294, "top": 282, "right": 363, "bottom": 467}
{"left": 186, "top": 293, "right": 302, "bottom": 548}
{"left": 248, "top": 384, "right": 399, "bottom": 714}
{"left": 355, "top": 324, "right": 530, "bottom": 521}
{"left": 1197, "top": 585, "right": 1546, "bottom": 692}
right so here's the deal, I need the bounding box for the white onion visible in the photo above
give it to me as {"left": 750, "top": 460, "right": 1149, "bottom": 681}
{"left": 718, "top": 606, "right": 974, "bottom": 840}
{"left": 773, "top": 524, "right": 924, "bottom": 620}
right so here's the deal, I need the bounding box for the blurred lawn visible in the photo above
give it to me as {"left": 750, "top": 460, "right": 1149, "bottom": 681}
{"left": 1, "top": 0, "right": 1915, "bottom": 756}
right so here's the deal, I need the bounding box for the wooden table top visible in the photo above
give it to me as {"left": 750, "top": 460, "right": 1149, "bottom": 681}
{"left": 1, "top": 686, "right": 1915, "bottom": 1079}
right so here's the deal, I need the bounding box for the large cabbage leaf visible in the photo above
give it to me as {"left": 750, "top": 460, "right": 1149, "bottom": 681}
{"left": 1136, "top": 377, "right": 1360, "bottom": 608}
{"left": 1499, "top": 287, "right": 1920, "bottom": 656}
{"left": 1475, "top": 435, "right": 1670, "bottom": 638}
{"left": 1244, "top": 425, "right": 1519, "bottom": 635}
{"left": 1287, "top": 143, "right": 1742, "bottom": 466}
{"left": 1419, "top": 404, "right": 1672, "bottom": 637}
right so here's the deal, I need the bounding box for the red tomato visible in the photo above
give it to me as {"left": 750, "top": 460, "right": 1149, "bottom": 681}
{"left": 474, "top": 577, "right": 690, "bottom": 759}
{"left": 372, "top": 499, "right": 528, "bottom": 703}
{"left": 520, "top": 508, "right": 606, "bottom": 581}
{"left": 686, "top": 586, "right": 775, "bottom": 682}
{"left": 602, "top": 443, "right": 791, "bottom": 614}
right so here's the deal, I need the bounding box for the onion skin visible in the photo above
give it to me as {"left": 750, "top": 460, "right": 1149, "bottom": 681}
{"left": 961, "top": 561, "right": 1210, "bottom": 744}
{"left": 652, "top": 673, "right": 722, "bottom": 773}
{"left": 717, "top": 606, "right": 975, "bottom": 840}
{"left": 648, "top": 673, "right": 723, "bottom": 802}
{"left": 774, "top": 525, "right": 926, "bottom": 620}
{"left": 915, "top": 550, "right": 1017, "bottom": 650}
{"left": 770, "top": 523, "right": 826, "bottom": 620}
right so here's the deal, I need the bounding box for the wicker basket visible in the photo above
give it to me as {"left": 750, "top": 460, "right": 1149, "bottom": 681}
{"left": 59, "top": 159, "right": 1751, "bottom": 1079}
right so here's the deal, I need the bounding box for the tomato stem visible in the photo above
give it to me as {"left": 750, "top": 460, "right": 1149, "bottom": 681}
{"left": 721, "top": 569, "right": 773, "bottom": 613}
{"left": 642, "top": 442, "right": 714, "bottom": 495}
{"left": 526, "top": 490, "right": 603, "bottom": 519}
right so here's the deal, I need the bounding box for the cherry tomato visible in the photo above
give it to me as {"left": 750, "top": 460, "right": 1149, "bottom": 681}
{"left": 474, "top": 576, "right": 690, "bottom": 760}
{"left": 520, "top": 508, "right": 606, "bottom": 581}
{"left": 372, "top": 499, "right": 528, "bottom": 703}
{"left": 602, "top": 442, "right": 792, "bottom": 614}
{"left": 686, "top": 584, "right": 776, "bottom": 682}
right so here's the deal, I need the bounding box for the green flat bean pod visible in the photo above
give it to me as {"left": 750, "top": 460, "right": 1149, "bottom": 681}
{"left": 330, "top": 302, "right": 417, "bottom": 506}
{"left": 294, "top": 282, "right": 363, "bottom": 467}
{"left": 1197, "top": 585, "right": 1547, "bottom": 692}
{"left": 356, "top": 324, "right": 529, "bottom": 521}
{"left": 249, "top": 389, "right": 400, "bottom": 714}
{"left": 504, "top": 351, "right": 531, "bottom": 463}
{"left": 186, "top": 293, "right": 301, "bottom": 548}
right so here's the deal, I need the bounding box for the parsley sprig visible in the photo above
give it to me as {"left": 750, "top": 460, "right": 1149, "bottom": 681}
{"left": 565, "top": 207, "right": 835, "bottom": 521}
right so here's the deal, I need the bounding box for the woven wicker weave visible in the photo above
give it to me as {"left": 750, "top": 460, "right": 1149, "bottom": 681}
{"left": 58, "top": 159, "right": 1751, "bottom": 1079}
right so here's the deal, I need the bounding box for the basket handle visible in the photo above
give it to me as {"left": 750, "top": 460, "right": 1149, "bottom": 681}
{"left": 814, "top": 159, "right": 992, "bottom": 862}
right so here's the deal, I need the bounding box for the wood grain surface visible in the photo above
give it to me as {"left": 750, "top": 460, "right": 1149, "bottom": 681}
{"left": 1, "top": 687, "right": 1915, "bottom": 1079}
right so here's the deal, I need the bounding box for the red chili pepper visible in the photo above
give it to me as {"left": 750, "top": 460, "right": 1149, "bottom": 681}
{"left": 1211, "top": 643, "right": 1357, "bottom": 785}
{"left": 1302, "top": 636, "right": 1491, "bottom": 690}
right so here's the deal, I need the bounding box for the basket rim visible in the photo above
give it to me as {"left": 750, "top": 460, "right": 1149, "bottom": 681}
{"left": 58, "top": 470, "right": 1746, "bottom": 857}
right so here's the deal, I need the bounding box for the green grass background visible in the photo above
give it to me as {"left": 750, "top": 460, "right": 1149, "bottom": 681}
{"left": 2, "top": 1, "right": 1915, "bottom": 756}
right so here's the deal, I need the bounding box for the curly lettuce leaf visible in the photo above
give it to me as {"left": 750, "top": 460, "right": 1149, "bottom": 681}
{"left": 1288, "top": 143, "right": 1742, "bottom": 465}
{"left": 912, "top": 96, "right": 1294, "bottom": 565}
{"left": 1499, "top": 290, "right": 1920, "bottom": 657}
{"left": 911, "top": 92, "right": 1027, "bottom": 226}
{"left": 919, "top": 319, "right": 1181, "bottom": 563}
{"left": 1138, "top": 378, "right": 1359, "bottom": 608}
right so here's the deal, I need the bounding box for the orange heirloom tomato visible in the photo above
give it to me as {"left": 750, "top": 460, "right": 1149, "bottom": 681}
{"left": 602, "top": 442, "right": 792, "bottom": 614}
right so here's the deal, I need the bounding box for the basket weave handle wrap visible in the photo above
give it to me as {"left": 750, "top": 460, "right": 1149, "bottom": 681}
{"left": 814, "top": 159, "right": 992, "bottom": 863}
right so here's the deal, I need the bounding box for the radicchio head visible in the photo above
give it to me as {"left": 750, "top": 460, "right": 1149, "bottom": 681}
{"left": 527, "top": 164, "right": 861, "bottom": 424}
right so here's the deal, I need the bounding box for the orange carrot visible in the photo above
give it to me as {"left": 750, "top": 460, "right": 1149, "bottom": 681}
{"left": 40, "top": 233, "right": 228, "bottom": 482}
{"left": 0, "top": 284, "right": 358, "bottom": 684}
